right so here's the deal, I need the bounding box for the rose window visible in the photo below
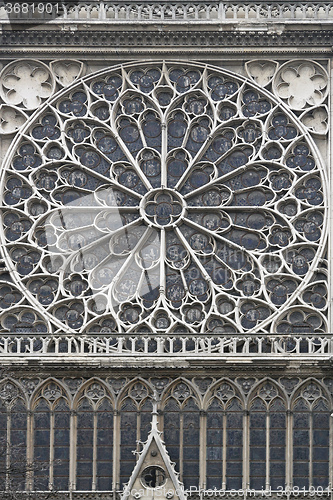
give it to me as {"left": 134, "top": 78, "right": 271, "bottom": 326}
{"left": 0, "top": 61, "right": 328, "bottom": 334}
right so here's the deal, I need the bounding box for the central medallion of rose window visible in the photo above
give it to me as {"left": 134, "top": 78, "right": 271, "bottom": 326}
{"left": 141, "top": 189, "right": 185, "bottom": 227}
{"left": 0, "top": 61, "right": 327, "bottom": 335}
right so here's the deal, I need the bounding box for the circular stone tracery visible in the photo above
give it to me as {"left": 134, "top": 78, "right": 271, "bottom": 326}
{"left": 0, "top": 61, "right": 328, "bottom": 334}
{"left": 141, "top": 189, "right": 185, "bottom": 227}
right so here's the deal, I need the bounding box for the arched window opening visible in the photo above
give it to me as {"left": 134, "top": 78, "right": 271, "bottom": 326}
{"left": 206, "top": 399, "right": 223, "bottom": 489}
{"left": 163, "top": 398, "right": 180, "bottom": 473}
{"left": 0, "top": 383, "right": 28, "bottom": 492}
{"left": 249, "top": 398, "right": 266, "bottom": 490}
{"left": 11, "top": 399, "right": 28, "bottom": 491}
{"left": 76, "top": 398, "right": 94, "bottom": 490}
{"left": 293, "top": 399, "right": 310, "bottom": 488}
{"left": 0, "top": 400, "right": 7, "bottom": 489}
{"left": 182, "top": 398, "right": 200, "bottom": 489}
{"left": 293, "top": 385, "right": 330, "bottom": 489}
{"left": 120, "top": 399, "right": 137, "bottom": 488}
{"left": 119, "top": 383, "right": 152, "bottom": 487}
{"left": 76, "top": 382, "right": 114, "bottom": 491}
{"left": 96, "top": 399, "right": 113, "bottom": 491}
{"left": 33, "top": 399, "right": 50, "bottom": 491}
{"left": 226, "top": 399, "right": 243, "bottom": 490}
{"left": 249, "top": 383, "right": 286, "bottom": 490}
{"left": 33, "top": 383, "right": 70, "bottom": 491}
{"left": 269, "top": 399, "right": 286, "bottom": 490}
{"left": 163, "top": 383, "right": 200, "bottom": 490}
{"left": 0, "top": 400, "right": 6, "bottom": 489}
{"left": 53, "top": 399, "right": 70, "bottom": 490}
{"left": 140, "top": 399, "right": 153, "bottom": 443}
{"left": 312, "top": 400, "right": 330, "bottom": 487}
{"left": 206, "top": 383, "right": 243, "bottom": 490}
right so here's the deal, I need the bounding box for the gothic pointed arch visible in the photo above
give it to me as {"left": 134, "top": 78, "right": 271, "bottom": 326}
{"left": 248, "top": 378, "right": 288, "bottom": 490}
{"left": 117, "top": 378, "right": 155, "bottom": 409}
{"left": 203, "top": 377, "right": 243, "bottom": 409}
{"left": 31, "top": 377, "right": 71, "bottom": 407}
{"left": 0, "top": 377, "right": 27, "bottom": 407}
{"left": 161, "top": 377, "right": 201, "bottom": 407}
{"left": 247, "top": 377, "right": 288, "bottom": 409}
{"left": 290, "top": 378, "right": 330, "bottom": 488}
{"left": 74, "top": 378, "right": 114, "bottom": 491}
{"left": 290, "top": 377, "right": 332, "bottom": 406}
{"left": 0, "top": 378, "right": 28, "bottom": 492}
{"left": 161, "top": 378, "right": 201, "bottom": 489}
{"left": 118, "top": 379, "right": 154, "bottom": 488}
{"left": 73, "top": 377, "right": 115, "bottom": 407}
{"left": 204, "top": 379, "right": 244, "bottom": 490}
{"left": 31, "top": 378, "right": 71, "bottom": 490}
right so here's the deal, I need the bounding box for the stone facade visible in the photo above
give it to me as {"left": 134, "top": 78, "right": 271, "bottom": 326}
{"left": 0, "top": 1, "right": 332, "bottom": 497}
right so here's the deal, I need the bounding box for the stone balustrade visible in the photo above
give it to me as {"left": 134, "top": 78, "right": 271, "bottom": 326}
{"left": 1, "top": 1, "right": 333, "bottom": 24}
{"left": 0, "top": 334, "right": 331, "bottom": 356}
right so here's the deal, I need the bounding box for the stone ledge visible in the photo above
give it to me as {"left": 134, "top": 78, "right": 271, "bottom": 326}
{"left": 1, "top": 29, "right": 333, "bottom": 48}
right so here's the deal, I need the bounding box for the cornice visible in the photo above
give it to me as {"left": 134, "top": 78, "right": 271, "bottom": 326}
{"left": 1, "top": 29, "right": 333, "bottom": 50}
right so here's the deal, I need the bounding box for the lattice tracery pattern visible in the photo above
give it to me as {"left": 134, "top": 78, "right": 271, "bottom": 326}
{"left": 0, "top": 61, "right": 328, "bottom": 333}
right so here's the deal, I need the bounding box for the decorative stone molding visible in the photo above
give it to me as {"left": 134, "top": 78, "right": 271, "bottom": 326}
{"left": 1, "top": 31, "right": 333, "bottom": 50}
{"left": 0, "top": 374, "right": 330, "bottom": 414}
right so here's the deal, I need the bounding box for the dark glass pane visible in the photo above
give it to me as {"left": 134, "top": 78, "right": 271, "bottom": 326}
{"left": 207, "top": 461, "right": 223, "bottom": 476}
{"left": 97, "top": 399, "right": 113, "bottom": 491}
{"left": 313, "top": 447, "right": 329, "bottom": 461}
{"left": 251, "top": 430, "right": 266, "bottom": 445}
{"left": 8, "top": 401, "right": 27, "bottom": 491}
{"left": 313, "top": 462, "right": 329, "bottom": 476}
{"left": 312, "top": 403, "right": 329, "bottom": 488}
{"left": 294, "top": 430, "right": 309, "bottom": 444}
{"left": 34, "top": 400, "right": 50, "bottom": 491}
{"left": 206, "top": 477, "right": 222, "bottom": 489}
{"left": 183, "top": 446, "right": 199, "bottom": 460}
{"left": 54, "top": 400, "right": 70, "bottom": 491}
{"left": 226, "top": 400, "right": 243, "bottom": 490}
{"left": 228, "top": 429, "right": 242, "bottom": 446}
{"left": 164, "top": 399, "right": 181, "bottom": 474}
{"left": 206, "top": 399, "right": 223, "bottom": 490}
{"left": 183, "top": 398, "right": 200, "bottom": 489}
{"left": 227, "top": 462, "right": 242, "bottom": 476}
{"left": 269, "top": 404, "right": 286, "bottom": 489}
{"left": 293, "top": 400, "right": 310, "bottom": 488}
{"left": 294, "top": 463, "right": 309, "bottom": 480}
{"left": 120, "top": 400, "right": 137, "bottom": 487}
{"left": 314, "top": 430, "right": 329, "bottom": 446}
{"left": 207, "top": 429, "right": 222, "bottom": 446}
{"left": 270, "top": 447, "right": 285, "bottom": 460}
{"left": 140, "top": 399, "right": 153, "bottom": 442}
{"left": 250, "top": 399, "right": 266, "bottom": 489}
{"left": 250, "top": 447, "right": 265, "bottom": 460}
{"left": 99, "top": 477, "right": 112, "bottom": 490}
{"left": 294, "top": 447, "right": 309, "bottom": 460}
{"left": 77, "top": 398, "right": 93, "bottom": 490}
{"left": 227, "top": 446, "right": 242, "bottom": 460}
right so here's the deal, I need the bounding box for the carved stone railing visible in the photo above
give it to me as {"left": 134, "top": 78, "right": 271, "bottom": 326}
{"left": 0, "top": 334, "right": 332, "bottom": 356}
{"left": 1, "top": 1, "right": 333, "bottom": 24}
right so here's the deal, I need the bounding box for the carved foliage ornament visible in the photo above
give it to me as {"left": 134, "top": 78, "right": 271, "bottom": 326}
{"left": 0, "top": 60, "right": 328, "bottom": 334}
